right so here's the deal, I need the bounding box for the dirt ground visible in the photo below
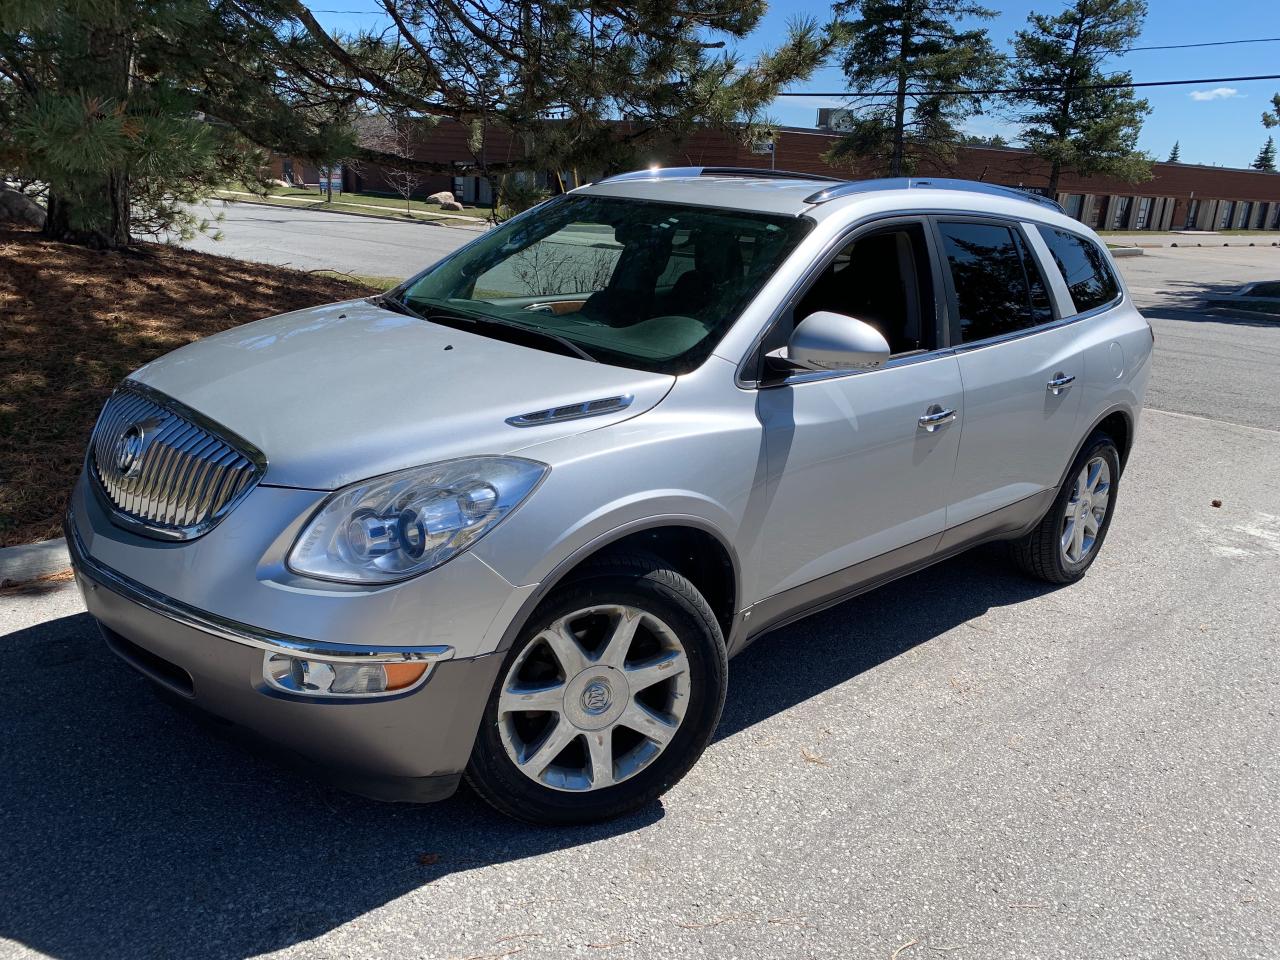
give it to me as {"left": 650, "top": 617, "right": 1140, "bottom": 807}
{"left": 0, "top": 226, "right": 374, "bottom": 546}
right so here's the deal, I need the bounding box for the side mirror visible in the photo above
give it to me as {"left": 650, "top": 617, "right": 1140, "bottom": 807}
{"left": 770, "top": 311, "right": 891, "bottom": 373}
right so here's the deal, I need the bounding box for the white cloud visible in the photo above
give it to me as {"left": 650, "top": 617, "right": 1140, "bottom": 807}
{"left": 1189, "top": 87, "right": 1243, "bottom": 102}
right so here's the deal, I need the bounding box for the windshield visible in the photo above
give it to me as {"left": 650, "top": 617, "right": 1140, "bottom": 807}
{"left": 398, "top": 195, "right": 812, "bottom": 374}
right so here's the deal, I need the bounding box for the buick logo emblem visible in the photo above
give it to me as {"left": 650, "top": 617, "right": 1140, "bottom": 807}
{"left": 114, "top": 423, "right": 148, "bottom": 478}
{"left": 580, "top": 679, "right": 612, "bottom": 715}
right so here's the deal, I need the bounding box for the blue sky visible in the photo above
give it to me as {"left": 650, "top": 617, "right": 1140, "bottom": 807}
{"left": 311, "top": 0, "right": 1280, "bottom": 170}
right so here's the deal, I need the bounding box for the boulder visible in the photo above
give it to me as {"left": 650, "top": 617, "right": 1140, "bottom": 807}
{"left": 0, "top": 188, "right": 46, "bottom": 227}
{"left": 439, "top": 199, "right": 465, "bottom": 211}
{"left": 427, "top": 191, "right": 456, "bottom": 205}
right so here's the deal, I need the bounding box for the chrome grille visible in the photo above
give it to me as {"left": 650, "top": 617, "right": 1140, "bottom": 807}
{"left": 89, "top": 383, "right": 265, "bottom": 540}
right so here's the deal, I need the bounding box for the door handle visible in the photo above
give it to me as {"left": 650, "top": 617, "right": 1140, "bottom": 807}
{"left": 1046, "top": 373, "right": 1076, "bottom": 395}
{"left": 918, "top": 406, "right": 957, "bottom": 431}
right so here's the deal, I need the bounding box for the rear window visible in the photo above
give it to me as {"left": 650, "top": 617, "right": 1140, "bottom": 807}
{"left": 1036, "top": 226, "right": 1120, "bottom": 314}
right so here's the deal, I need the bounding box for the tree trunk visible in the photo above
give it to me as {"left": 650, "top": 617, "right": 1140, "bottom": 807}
{"left": 1047, "top": 158, "right": 1062, "bottom": 198}
{"left": 43, "top": 172, "right": 130, "bottom": 249}
{"left": 42, "top": 13, "right": 133, "bottom": 249}
{"left": 890, "top": 1, "right": 912, "bottom": 178}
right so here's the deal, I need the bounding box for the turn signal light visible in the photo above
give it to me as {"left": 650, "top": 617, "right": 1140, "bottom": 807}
{"left": 264, "top": 654, "right": 431, "bottom": 698}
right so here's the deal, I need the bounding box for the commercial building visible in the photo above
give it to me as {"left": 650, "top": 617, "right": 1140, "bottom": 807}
{"left": 273, "top": 117, "right": 1280, "bottom": 231}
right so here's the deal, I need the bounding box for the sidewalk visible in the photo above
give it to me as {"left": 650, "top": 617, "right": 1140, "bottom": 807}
{"left": 1099, "top": 230, "right": 1280, "bottom": 248}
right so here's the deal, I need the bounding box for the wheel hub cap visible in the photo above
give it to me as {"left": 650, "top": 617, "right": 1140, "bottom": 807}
{"left": 565, "top": 667, "right": 628, "bottom": 730}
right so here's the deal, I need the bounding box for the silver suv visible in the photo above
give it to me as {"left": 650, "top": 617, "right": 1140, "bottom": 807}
{"left": 68, "top": 169, "right": 1151, "bottom": 824}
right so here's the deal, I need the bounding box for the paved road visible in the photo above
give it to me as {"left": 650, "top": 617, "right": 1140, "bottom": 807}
{"left": 3, "top": 209, "right": 1277, "bottom": 959}
{"left": 182, "top": 200, "right": 480, "bottom": 277}
{"left": 1121, "top": 247, "right": 1280, "bottom": 431}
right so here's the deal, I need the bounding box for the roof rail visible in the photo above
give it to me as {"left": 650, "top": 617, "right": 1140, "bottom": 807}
{"left": 804, "top": 177, "right": 1065, "bottom": 213}
{"left": 600, "top": 166, "right": 844, "bottom": 184}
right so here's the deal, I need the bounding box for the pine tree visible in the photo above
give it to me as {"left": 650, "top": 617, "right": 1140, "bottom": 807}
{"left": 1167, "top": 141, "right": 1180, "bottom": 163}
{"left": 0, "top": 1, "right": 272, "bottom": 247}
{"left": 1005, "top": 0, "right": 1152, "bottom": 196}
{"left": 825, "top": 0, "right": 1004, "bottom": 177}
{"left": 1253, "top": 136, "right": 1277, "bottom": 172}
{"left": 227, "top": 0, "right": 831, "bottom": 200}
{"left": 1264, "top": 92, "right": 1280, "bottom": 128}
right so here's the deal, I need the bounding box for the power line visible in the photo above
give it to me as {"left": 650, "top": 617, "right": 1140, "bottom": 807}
{"left": 779, "top": 73, "right": 1280, "bottom": 98}
{"left": 1121, "top": 36, "right": 1280, "bottom": 52}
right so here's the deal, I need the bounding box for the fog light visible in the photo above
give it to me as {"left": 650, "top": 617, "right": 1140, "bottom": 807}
{"left": 264, "top": 653, "right": 430, "bottom": 697}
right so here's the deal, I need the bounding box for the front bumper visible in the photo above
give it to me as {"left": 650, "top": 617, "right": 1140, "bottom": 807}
{"left": 67, "top": 518, "right": 503, "bottom": 803}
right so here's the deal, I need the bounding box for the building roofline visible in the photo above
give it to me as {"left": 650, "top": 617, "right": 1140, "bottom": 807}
{"left": 782, "top": 124, "right": 1280, "bottom": 179}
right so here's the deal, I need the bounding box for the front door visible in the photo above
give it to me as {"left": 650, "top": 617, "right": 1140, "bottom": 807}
{"left": 751, "top": 220, "right": 963, "bottom": 605}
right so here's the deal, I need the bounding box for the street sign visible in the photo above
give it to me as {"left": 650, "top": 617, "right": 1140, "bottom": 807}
{"left": 319, "top": 165, "right": 343, "bottom": 194}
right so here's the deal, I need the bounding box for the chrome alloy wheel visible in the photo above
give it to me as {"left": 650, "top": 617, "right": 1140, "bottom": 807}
{"left": 497, "top": 604, "right": 691, "bottom": 792}
{"left": 1061, "top": 456, "right": 1111, "bottom": 565}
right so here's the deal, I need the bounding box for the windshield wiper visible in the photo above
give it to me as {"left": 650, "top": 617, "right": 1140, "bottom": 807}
{"left": 460, "top": 314, "right": 598, "bottom": 363}
{"left": 368, "top": 291, "right": 424, "bottom": 319}
{"left": 374, "top": 294, "right": 596, "bottom": 362}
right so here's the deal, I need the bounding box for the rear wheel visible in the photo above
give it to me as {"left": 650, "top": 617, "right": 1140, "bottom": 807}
{"left": 1011, "top": 431, "right": 1121, "bottom": 584}
{"left": 465, "top": 554, "right": 727, "bottom": 825}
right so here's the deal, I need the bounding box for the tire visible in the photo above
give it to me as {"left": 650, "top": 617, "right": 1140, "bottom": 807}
{"left": 465, "top": 553, "right": 728, "bottom": 825}
{"left": 1011, "top": 431, "right": 1122, "bottom": 584}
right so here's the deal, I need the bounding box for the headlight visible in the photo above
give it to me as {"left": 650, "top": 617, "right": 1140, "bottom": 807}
{"left": 288, "top": 456, "right": 548, "bottom": 583}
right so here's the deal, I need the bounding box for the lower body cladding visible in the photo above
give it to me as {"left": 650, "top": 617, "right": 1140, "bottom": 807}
{"left": 69, "top": 529, "right": 504, "bottom": 803}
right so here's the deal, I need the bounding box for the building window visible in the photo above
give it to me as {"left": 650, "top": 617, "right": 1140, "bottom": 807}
{"left": 1134, "top": 197, "right": 1152, "bottom": 230}
{"left": 1110, "top": 196, "right": 1133, "bottom": 230}
{"left": 1218, "top": 201, "right": 1236, "bottom": 230}
{"left": 1063, "top": 194, "right": 1085, "bottom": 220}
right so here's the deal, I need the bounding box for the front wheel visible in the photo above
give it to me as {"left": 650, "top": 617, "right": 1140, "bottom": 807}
{"left": 465, "top": 554, "right": 727, "bottom": 825}
{"left": 1011, "top": 431, "right": 1122, "bottom": 584}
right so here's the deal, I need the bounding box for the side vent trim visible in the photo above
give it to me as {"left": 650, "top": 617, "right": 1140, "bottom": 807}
{"left": 506, "top": 395, "right": 634, "bottom": 428}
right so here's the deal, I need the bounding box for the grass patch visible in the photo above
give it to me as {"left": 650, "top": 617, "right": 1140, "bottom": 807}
{"left": 0, "top": 227, "right": 378, "bottom": 547}
{"left": 220, "top": 184, "right": 493, "bottom": 221}
{"left": 312, "top": 270, "right": 403, "bottom": 291}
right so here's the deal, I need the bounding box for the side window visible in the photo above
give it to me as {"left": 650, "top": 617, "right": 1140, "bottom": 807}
{"left": 790, "top": 222, "right": 937, "bottom": 356}
{"left": 1035, "top": 226, "right": 1120, "bottom": 314}
{"left": 937, "top": 221, "right": 1044, "bottom": 343}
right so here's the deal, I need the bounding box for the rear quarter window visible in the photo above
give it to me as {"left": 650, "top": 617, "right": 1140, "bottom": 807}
{"left": 1036, "top": 226, "right": 1120, "bottom": 314}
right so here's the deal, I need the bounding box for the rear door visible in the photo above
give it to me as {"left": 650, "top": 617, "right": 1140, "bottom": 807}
{"left": 934, "top": 217, "right": 1084, "bottom": 528}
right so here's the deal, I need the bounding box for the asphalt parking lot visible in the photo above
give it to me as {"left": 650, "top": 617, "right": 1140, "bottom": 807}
{"left": 2, "top": 235, "right": 1277, "bottom": 960}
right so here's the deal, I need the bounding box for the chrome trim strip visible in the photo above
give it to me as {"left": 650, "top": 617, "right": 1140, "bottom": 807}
{"left": 66, "top": 516, "right": 454, "bottom": 666}
{"left": 506, "top": 394, "right": 634, "bottom": 427}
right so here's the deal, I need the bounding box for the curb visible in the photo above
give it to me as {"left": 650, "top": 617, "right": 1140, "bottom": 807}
{"left": 212, "top": 195, "right": 490, "bottom": 232}
{"left": 1109, "top": 247, "right": 1144, "bottom": 257}
{"left": 0, "top": 537, "right": 71, "bottom": 588}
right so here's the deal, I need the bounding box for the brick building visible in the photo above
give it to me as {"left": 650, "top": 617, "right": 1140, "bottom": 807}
{"left": 274, "top": 118, "right": 1280, "bottom": 231}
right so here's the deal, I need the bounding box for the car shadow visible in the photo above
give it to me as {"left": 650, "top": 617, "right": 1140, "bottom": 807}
{"left": 0, "top": 546, "right": 1054, "bottom": 960}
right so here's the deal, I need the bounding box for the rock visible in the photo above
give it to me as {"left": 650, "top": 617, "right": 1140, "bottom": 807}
{"left": 439, "top": 199, "right": 465, "bottom": 211}
{"left": 427, "top": 191, "right": 456, "bottom": 205}
{"left": 0, "top": 188, "right": 46, "bottom": 227}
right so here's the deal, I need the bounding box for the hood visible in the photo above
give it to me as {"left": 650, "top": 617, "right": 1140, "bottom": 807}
{"left": 128, "top": 300, "right": 674, "bottom": 489}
